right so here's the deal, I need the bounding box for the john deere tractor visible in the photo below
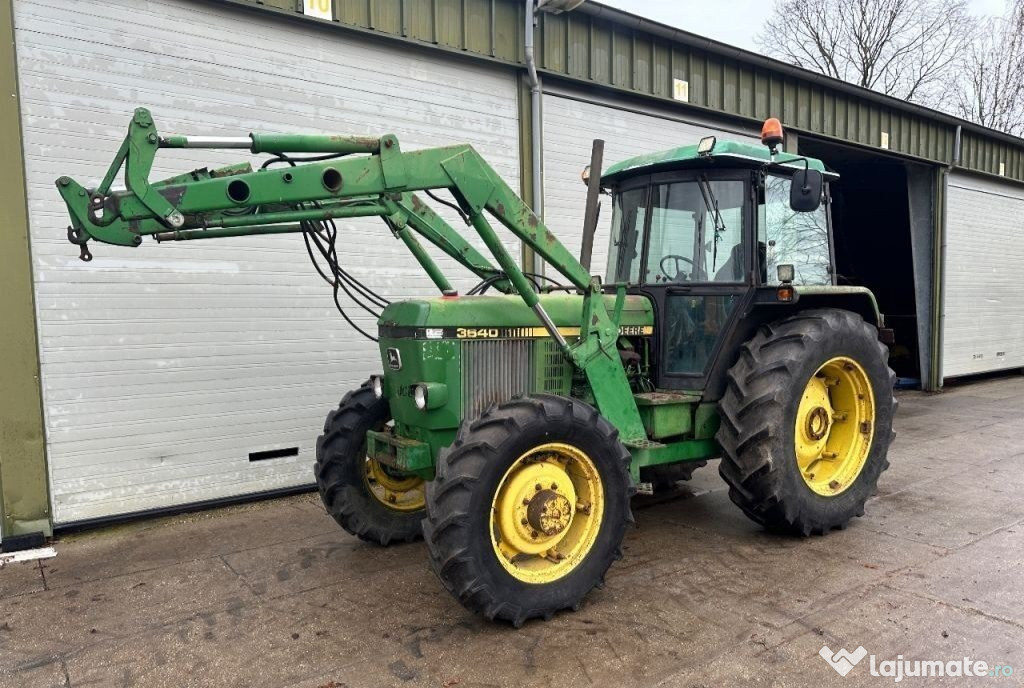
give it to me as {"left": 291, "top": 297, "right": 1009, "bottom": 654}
{"left": 57, "top": 110, "right": 895, "bottom": 626}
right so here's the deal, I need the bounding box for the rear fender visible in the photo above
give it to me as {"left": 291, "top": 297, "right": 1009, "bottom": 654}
{"left": 703, "top": 286, "right": 889, "bottom": 401}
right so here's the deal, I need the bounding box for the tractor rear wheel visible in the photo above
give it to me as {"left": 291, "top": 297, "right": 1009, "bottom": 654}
{"left": 716, "top": 309, "right": 896, "bottom": 535}
{"left": 315, "top": 382, "right": 426, "bottom": 545}
{"left": 423, "top": 395, "right": 633, "bottom": 626}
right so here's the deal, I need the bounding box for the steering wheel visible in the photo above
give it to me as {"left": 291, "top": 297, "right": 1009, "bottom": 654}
{"left": 659, "top": 254, "right": 695, "bottom": 281}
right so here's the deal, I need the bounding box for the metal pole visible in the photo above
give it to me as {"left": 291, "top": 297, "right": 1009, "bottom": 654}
{"left": 524, "top": 0, "right": 544, "bottom": 275}
{"left": 579, "top": 139, "right": 604, "bottom": 272}
{"left": 160, "top": 136, "right": 252, "bottom": 149}
{"left": 952, "top": 125, "right": 962, "bottom": 167}
{"left": 138, "top": 203, "right": 390, "bottom": 236}
{"left": 393, "top": 224, "right": 456, "bottom": 296}
{"left": 153, "top": 224, "right": 305, "bottom": 242}
{"left": 468, "top": 209, "right": 567, "bottom": 349}
{"left": 160, "top": 133, "right": 381, "bottom": 155}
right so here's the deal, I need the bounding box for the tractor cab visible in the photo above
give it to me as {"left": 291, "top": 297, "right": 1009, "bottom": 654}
{"left": 598, "top": 123, "right": 841, "bottom": 393}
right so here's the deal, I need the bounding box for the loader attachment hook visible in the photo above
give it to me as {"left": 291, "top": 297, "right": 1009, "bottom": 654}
{"left": 66, "top": 224, "right": 93, "bottom": 262}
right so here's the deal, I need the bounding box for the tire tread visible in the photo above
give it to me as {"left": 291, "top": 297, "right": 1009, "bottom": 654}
{"left": 716, "top": 309, "right": 896, "bottom": 535}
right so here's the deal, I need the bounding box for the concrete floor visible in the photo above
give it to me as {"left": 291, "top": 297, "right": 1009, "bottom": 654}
{"left": 2, "top": 377, "right": 1024, "bottom": 688}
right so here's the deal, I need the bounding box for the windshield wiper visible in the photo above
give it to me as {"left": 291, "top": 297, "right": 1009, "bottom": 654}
{"left": 697, "top": 174, "right": 727, "bottom": 272}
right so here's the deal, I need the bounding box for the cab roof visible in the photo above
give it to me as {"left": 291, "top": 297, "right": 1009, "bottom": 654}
{"left": 602, "top": 139, "right": 838, "bottom": 183}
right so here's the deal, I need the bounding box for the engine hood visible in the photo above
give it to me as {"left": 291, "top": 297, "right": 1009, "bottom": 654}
{"left": 378, "top": 293, "right": 654, "bottom": 339}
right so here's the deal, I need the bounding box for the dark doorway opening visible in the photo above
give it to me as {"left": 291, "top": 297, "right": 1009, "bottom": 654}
{"left": 798, "top": 137, "right": 930, "bottom": 383}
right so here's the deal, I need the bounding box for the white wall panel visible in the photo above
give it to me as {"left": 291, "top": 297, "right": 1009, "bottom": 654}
{"left": 542, "top": 92, "right": 758, "bottom": 276}
{"left": 943, "top": 173, "right": 1024, "bottom": 378}
{"left": 15, "top": 0, "right": 520, "bottom": 522}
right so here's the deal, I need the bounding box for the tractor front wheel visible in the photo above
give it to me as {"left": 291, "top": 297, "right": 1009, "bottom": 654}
{"left": 315, "top": 382, "right": 426, "bottom": 545}
{"left": 716, "top": 309, "right": 896, "bottom": 535}
{"left": 423, "top": 395, "right": 633, "bottom": 626}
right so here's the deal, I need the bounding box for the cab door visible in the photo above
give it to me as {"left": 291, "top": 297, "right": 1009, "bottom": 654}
{"left": 636, "top": 173, "right": 754, "bottom": 391}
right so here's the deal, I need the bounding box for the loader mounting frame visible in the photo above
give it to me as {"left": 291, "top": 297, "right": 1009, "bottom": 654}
{"left": 57, "top": 108, "right": 653, "bottom": 454}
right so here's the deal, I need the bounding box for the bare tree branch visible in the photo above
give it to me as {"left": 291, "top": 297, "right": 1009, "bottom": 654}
{"left": 951, "top": 0, "right": 1024, "bottom": 135}
{"left": 756, "top": 0, "right": 975, "bottom": 109}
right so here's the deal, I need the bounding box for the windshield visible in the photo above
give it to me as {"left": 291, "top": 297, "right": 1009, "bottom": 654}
{"left": 605, "top": 178, "right": 746, "bottom": 284}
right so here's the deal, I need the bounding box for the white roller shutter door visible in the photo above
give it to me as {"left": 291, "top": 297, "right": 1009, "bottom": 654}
{"left": 942, "top": 173, "right": 1024, "bottom": 378}
{"left": 15, "top": 0, "right": 520, "bottom": 523}
{"left": 542, "top": 91, "right": 758, "bottom": 275}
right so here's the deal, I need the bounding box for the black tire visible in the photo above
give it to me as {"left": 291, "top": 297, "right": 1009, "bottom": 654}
{"left": 314, "top": 382, "right": 425, "bottom": 545}
{"left": 423, "top": 395, "right": 633, "bottom": 626}
{"left": 716, "top": 308, "right": 896, "bottom": 535}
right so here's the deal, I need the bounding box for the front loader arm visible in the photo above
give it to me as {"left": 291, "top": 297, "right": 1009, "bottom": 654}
{"left": 55, "top": 108, "right": 647, "bottom": 443}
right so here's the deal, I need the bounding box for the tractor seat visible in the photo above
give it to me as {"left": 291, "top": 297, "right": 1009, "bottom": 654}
{"left": 714, "top": 243, "right": 744, "bottom": 282}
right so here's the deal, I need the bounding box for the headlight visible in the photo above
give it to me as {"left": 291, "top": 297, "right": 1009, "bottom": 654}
{"left": 371, "top": 375, "right": 384, "bottom": 399}
{"left": 411, "top": 382, "right": 447, "bottom": 411}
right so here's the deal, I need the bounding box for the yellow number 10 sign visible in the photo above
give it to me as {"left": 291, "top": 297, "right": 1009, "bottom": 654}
{"left": 304, "top": 0, "right": 333, "bottom": 20}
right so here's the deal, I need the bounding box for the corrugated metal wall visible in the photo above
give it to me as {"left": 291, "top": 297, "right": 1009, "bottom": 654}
{"left": 942, "top": 172, "right": 1024, "bottom": 377}
{"left": 959, "top": 131, "right": 1024, "bottom": 181}
{"left": 16, "top": 0, "right": 520, "bottom": 523}
{"left": 536, "top": 9, "right": 957, "bottom": 164}
{"left": 221, "top": 0, "right": 1024, "bottom": 185}
{"left": 252, "top": 0, "right": 521, "bottom": 60}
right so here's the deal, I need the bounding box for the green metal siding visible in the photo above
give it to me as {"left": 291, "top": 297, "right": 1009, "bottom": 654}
{"left": 535, "top": 11, "right": 957, "bottom": 164}
{"left": 222, "top": 0, "right": 1024, "bottom": 184}
{"left": 330, "top": 0, "right": 520, "bottom": 60}
{"left": 960, "top": 131, "right": 1024, "bottom": 180}
{"left": 534, "top": 8, "right": 1015, "bottom": 179}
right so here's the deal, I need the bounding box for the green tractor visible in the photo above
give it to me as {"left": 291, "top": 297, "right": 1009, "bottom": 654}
{"left": 57, "top": 110, "right": 895, "bottom": 626}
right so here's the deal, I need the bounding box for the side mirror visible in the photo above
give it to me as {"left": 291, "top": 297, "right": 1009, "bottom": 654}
{"left": 790, "top": 169, "right": 823, "bottom": 212}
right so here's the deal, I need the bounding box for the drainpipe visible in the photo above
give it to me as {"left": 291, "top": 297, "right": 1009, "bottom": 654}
{"left": 931, "top": 124, "right": 959, "bottom": 390}
{"left": 524, "top": 0, "right": 543, "bottom": 274}
{"left": 952, "top": 124, "right": 962, "bottom": 167}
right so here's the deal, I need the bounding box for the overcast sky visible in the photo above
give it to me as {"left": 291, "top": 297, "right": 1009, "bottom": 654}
{"left": 597, "top": 0, "right": 1010, "bottom": 50}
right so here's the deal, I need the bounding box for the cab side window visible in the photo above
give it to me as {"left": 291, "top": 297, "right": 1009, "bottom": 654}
{"left": 606, "top": 187, "right": 647, "bottom": 283}
{"left": 758, "top": 174, "right": 831, "bottom": 285}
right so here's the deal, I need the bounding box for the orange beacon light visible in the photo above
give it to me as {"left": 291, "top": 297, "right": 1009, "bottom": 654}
{"left": 761, "top": 117, "right": 784, "bottom": 153}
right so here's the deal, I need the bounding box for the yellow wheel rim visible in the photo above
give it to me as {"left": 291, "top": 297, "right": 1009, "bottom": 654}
{"left": 365, "top": 458, "right": 425, "bottom": 512}
{"left": 489, "top": 442, "right": 604, "bottom": 584}
{"left": 795, "top": 356, "right": 875, "bottom": 496}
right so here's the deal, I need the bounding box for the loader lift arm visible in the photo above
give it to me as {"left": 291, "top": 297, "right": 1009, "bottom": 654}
{"left": 56, "top": 108, "right": 647, "bottom": 443}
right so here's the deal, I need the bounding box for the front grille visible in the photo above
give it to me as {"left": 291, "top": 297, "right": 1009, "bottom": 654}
{"left": 538, "top": 339, "right": 570, "bottom": 394}
{"left": 460, "top": 339, "right": 571, "bottom": 419}
{"left": 461, "top": 339, "right": 533, "bottom": 418}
